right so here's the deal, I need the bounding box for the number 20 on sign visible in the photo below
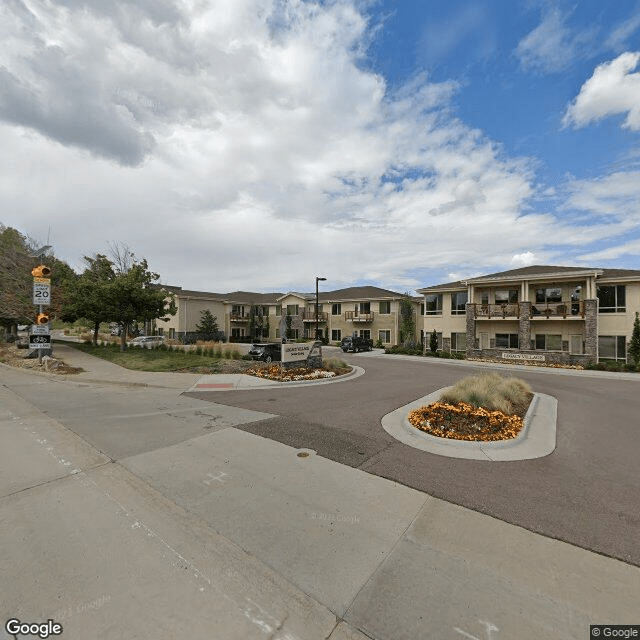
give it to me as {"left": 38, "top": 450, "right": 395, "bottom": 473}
{"left": 33, "top": 281, "right": 51, "bottom": 306}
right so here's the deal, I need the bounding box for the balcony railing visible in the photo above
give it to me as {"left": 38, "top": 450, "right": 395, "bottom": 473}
{"left": 472, "top": 301, "right": 585, "bottom": 319}
{"left": 344, "top": 311, "right": 374, "bottom": 323}
{"left": 531, "top": 301, "right": 585, "bottom": 319}
{"left": 301, "top": 311, "right": 328, "bottom": 323}
{"left": 229, "top": 314, "right": 249, "bottom": 322}
{"left": 474, "top": 303, "right": 520, "bottom": 319}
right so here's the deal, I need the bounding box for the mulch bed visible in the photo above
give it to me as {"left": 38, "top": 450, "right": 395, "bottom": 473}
{"left": 408, "top": 392, "right": 533, "bottom": 441}
{"left": 246, "top": 364, "right": 351, "bottom": 382}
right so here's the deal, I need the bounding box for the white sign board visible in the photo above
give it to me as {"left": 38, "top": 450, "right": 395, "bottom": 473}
{"left": 282, "top": 341, "right": 321, "bottom": 363}
{"left": 29, "top": 334, "right": 51, "bottom": 349}
{"left": 501, "top": 352, "right": 545, "bottom": 361}
{"left": 33, "top": 282, "right": 51, "bottom": 306}
{"left": 31, "top": 324, "right": 49, "bottom": 335}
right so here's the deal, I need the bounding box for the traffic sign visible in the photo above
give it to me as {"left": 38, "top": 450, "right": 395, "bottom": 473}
{"left": 33, "top": 282, "right": 51, "bottom": 305}
{"left": 31, "top": 324, "right": 49, "bottom": 334}
{"left": 29, "top": 334, "right": 51, "bottom": 349}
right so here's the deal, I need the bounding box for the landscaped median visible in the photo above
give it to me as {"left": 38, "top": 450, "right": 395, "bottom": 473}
{"left": 380, "top": 372, "right": 557, "bottom": 461}
{"left": 245, "top": 357, "right": 351, "bottom": 382}
{"left": 408, "top": 373, "right": 532, "bottom": 442}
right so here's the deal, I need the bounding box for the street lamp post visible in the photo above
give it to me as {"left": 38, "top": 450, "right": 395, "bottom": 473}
{"left": 315, "top": 277, "right": 326, "bottom": 340}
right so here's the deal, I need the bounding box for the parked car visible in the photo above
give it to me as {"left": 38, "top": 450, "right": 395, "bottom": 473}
{"left": 341, "top": 336, "right": 373, "bottom": 353}
{"left": 128, "top": 335, "right": 165, "bottom": 348}
{"left": 248, "top": 343, "right": 281, "bottom": 363}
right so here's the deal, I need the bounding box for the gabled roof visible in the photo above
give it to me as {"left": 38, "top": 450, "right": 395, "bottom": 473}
{"left": 417, "top": 264, "right": 640, "bottom": 294}
{"left": 224, "top": 291, "right": 283, "bottom": 304}
{"left": 318, "top": 286, "right": 411, "bottom": 302}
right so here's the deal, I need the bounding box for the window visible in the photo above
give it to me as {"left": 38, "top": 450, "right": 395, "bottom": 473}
{"left": 231, "top": 328, "right": 243, "bottom": 338}
{"left": 451, "top": 292, "right": 468, "bottom": 315}
{"left": 451, "top": 332, "right": 467, "bottom": 351}
{"left": 425, "top": 294, "right": 442, "bottom": 315}
{"left": 535, "top": 334, "right": 562, "bottom": 351}
{"left": 169, "top": 328, "right": 175, "bottom": 339}
{"left": 420, "top": 303, "right": 425, "bottom": 316}
{"left": 495, "top": 290, "right": 518, "bottom": 304}
{"left": 379, "top": 301, "right": 391, "bottom": 314}
{"left": 480, "top": 291, "right": 489, "bottom": 305}
{"left": 275, "top": 329, "right": 280, "bottom": 338}
{"left": 599, "top": 336, "right": 626, "bottom": 361}
{"left": 286, "top": 304, "right": 299, "bottom": 316}
{"left": 535, "top": 287, "right": 562, "bottom": 304}
{"left": 360, "top": 329, "right": 371, "bottom": 339}
{"left": 378, "top": 330, "right": 391, "bottom": 343}
{"left": 597, "top": 285, "right": 626, "bottom": 313}
{"left": 332, "top": 303, "right": 342, "bottom": 315}
{"left": 232, "top": 304, "right": 245, "bottom": 317}
{"left": 359, "top": 302, "right": 371, "bottom": 314}
{"left": 290, "top": 329, "right": 299, "bottom": 339}
{"left": 332, "top": 329, "right": 342, "bottom": 341}
{"left": 275, "top": 305, "right": 282, "bottom": 316}
{"left": 496, "top": 333, "right": 519, "bottom": 349}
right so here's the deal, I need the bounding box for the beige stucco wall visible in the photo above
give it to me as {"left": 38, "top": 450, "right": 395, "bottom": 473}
{"left": 597, "top": 282, "right": 640, "bottom": 338}
{"left": 161, "top": 297, "right": 226, "bottom": 336}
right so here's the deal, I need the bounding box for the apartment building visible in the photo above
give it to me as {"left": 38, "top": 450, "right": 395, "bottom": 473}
{"left": 160, "top": 285, "right": 420, "bottom": 346}
{"left": 417, "top": 265, "right": 640, "bottom": 364}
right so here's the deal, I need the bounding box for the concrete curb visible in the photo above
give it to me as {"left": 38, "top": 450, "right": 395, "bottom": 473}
{"left": 381, "top": 388, "right": 557, "bottom": 461}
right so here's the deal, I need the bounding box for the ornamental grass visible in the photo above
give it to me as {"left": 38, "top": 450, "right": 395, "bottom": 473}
{"left": 408, "top": 373, "right": 533, "bottom": 441}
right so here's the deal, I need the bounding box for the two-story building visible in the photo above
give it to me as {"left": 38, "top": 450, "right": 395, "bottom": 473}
{"left": 417, "top": 265, "right": 640, "bottom": 365}
{"left": 160, "top": 285, "right": 421, "bottom": 346}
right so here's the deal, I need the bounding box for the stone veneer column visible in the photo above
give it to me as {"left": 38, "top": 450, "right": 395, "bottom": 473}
{"left": 584, "top": 299, "right": 598, "bottom": 360}
{"left": 465, "top": 303, "right": 476, "bottom": 356}
{"left": 518, "top": 301, "right": 531, "bottom": 351}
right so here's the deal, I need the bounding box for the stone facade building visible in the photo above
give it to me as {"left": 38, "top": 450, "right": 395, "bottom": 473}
{"left": 417, "top": 265, "right": 640, "bottom": 365}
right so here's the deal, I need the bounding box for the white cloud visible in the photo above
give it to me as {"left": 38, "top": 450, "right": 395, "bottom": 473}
{"left": 516, "top": 7, "right": 595, "bottom": 73}
{"left": 0, "top": 0, "right": 632, "bottom": 293}
{"left": 563, "top": 52, "right": 640, "bottom": 130}
{"left": 511, "top": 251, "right": 536, "bottom": 267}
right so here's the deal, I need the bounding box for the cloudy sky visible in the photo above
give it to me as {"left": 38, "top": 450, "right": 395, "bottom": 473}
{"left": 2, "top": 0, "right": 640, "bottom": 294}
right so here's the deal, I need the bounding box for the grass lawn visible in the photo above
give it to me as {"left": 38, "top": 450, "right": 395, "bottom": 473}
{"left": 59, "top": 341, "right": 223, "bottom": 373}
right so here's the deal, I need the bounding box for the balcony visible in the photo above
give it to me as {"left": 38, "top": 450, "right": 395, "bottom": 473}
{"left": 531, "top": 301, "right": 585, "bottom": 319}
{"left": 344, "top": 311, "right": 374, "bottom": 323}
{"left": 301, "top": 311, "right": 328, "bottom": 323}
{"left": 229, "top": 314, "right": 249, "bottom": 323}
{"left": 474, "top": 303, "right": 520, "bottom": 319}
{"left": 472, "top": 301, "right": 585, "bottom": 320}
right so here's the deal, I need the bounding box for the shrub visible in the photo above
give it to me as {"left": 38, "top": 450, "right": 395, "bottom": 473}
{"left": 440, "top": 373, "right": 531, "bottom": 414}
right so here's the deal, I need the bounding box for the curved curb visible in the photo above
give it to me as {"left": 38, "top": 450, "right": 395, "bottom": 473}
{"left": 188, "top": 365, "right": 365, "bottom": 392}
{"left": 381, "top": 387, "right": 557, "bottom": 461}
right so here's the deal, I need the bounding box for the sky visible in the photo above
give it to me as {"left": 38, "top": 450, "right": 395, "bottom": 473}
{"left": 2, "top": 0, "right": 640, "bottom": 294}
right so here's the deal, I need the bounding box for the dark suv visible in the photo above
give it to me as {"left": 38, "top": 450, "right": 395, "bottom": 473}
{"left": 340, "top": 336, "right": 373, "bottom": 353}
{"left": 248, "top": 343, "right": 282, "bottom": 362}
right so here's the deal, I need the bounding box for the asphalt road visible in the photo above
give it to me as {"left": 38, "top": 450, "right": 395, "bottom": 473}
{"left": 186, "top": 351, "right": 640, "bottom": 567}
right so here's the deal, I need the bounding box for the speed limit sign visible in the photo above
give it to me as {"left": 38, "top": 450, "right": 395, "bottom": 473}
{"left": 33, "top": 282, "right": 51, "bottom": 305}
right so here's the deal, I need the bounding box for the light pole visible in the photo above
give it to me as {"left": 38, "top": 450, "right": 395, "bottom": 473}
{"left": 315, "top": 277, "right": 326, "bottom": 341}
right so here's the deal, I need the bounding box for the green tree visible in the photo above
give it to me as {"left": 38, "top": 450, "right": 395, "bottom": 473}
{"left": 430, "top": 329, "right": 438, "bottom": 354}
{"left": 629, "top": 312, "right": 640, "bottom": 368}
{"left": 248, "top": 304, "right": 265, "bottom": 341}
{"left": 109, "top": 257, "right": 177, "bottom": 350}
{"left": 59, "top": 254, "right": 116, "bottom": 345}
{"left": 0, "top": 225, "right": 74, "bottom": 333}
{"left": 195, "top": 309, "right": 219, "bottom": 341}
{"left": 399, "top": 295, "right": 416, "bottom": 346}
{"left": 285, "top": 311, "right": 293, "bottom": 341}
